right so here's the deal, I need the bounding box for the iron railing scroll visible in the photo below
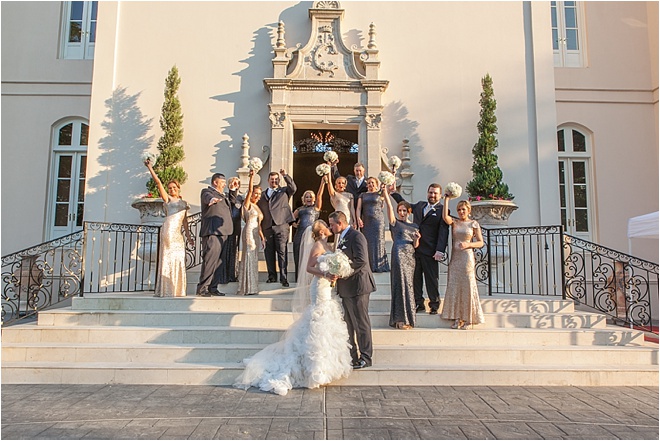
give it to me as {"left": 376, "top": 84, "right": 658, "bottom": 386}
{"left": 2, "top": 231, "right": 84, "bottom": 325}
{"left": 563, "top": 234, "right": 658, "bottom": 333}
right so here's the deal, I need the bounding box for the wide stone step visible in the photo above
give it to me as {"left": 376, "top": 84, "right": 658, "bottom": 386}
{"left": 36, "top": 309, "right": 605, "bottom": 329}
{"left": 70, "top": 294, "right": 576, "bottom": 314}
{"left": 2, "top": 324, "right": 645, "bottom": 346}
{"left": 3, "top": 342, "right": 657, "bottom": 366}
{"left": 1, "top": 361, "right": 657, "bottom": 386}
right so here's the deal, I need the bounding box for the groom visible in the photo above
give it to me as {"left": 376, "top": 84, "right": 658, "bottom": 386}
{"left": 328, "top": 210, "right": 376, "bottom": 369}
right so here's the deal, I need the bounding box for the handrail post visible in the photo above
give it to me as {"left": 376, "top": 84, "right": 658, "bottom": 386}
{"left": 487, "top": 228, "right": 492, "bottom": 296}
{"left": 80, "top": 222, "right": 88, "bottom": 298}
{"left": 559, "top": 225, "right": 566, "bottom": 300}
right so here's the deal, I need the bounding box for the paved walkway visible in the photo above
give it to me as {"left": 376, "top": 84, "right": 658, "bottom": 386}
{"left": 1, "top": 385, "right": 658, "bottom": 440}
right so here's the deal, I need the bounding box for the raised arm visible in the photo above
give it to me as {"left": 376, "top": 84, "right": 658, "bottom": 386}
{"left": 325, "top": 173, "right": 336, "bottom": 197}
{"left": 243, "top": 170, "right": 255, "bottom": 210}
{"left": 442, "top": 195, "right": 454, "bottom": 226}
{"left": 315, "top": 176, "right": 325, "bottom": 211}
{"left": 144, "top": 158, "right": 169, "bottom": 202}
{"left": 382, "top": 185, "right": 396, "bottom": 226}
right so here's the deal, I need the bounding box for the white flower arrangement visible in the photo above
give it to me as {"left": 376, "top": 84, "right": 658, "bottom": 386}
{"left": 247, "top": 157, "right": 263, "bottom": 172}
{"left": 318, "top": 250, "right": 353, "bottom": 286}
{"left": 444, "top": 182, "right": 463, "bottom": 198}
{"left": 388, "top": 155, "right": 402, "bottom": 170}
{"left": 323, "top": 151, "right": 338, "bottom": 163}
{"left": 142, "top": 152, "right": 157, "bottom": 165}
{"left": 378, "top": 171, "right": 396, "bottom": 186}
{"left": 316, "top": 163, "right": 331, "bottom": 177}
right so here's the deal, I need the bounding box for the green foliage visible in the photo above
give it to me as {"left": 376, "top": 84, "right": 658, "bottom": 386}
{"left": 147, "top": 66, "right": 188, "bottom": 195}
{"left": 465, "top": 74, "right": 513, "bottom": 200}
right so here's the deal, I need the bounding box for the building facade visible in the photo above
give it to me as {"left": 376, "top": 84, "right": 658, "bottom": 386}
{"left": 2, "top": 1, "right": 657, "bottom": 262}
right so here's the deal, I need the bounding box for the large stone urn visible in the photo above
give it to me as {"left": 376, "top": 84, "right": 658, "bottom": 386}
{"left": 131, "top": 197, "right": 166, "bottom": 288}
{"left": 469, "top": 200, "right": 518, "bottom": 289}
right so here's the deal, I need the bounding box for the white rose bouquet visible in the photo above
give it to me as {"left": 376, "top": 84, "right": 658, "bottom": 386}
{"left": 323, "top": 151, "right": 338, "bottom": 163}
{"left": 142, "top": 152, "right": 157, "bottom": 165}
{"left": 247, "top": 157, "right": 263, "bottom": 172}
{"left": 318, "top": 250, "right": 354, "bottom": 287}
{"left": 316, "top": 163, "right": 331, "bottom": 177}
{"left": 378, "top": 171, "right": 396, "bottom": 187}
{"left": 444, "top": 182, "right": 463, "bottom": 198}
{"left": 388, "top": 155, "right": 402, "bottom": 171}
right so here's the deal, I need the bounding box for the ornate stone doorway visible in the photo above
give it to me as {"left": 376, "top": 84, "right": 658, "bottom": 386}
{"left": 292, "top": 128, "right": 358, "bottom": 223}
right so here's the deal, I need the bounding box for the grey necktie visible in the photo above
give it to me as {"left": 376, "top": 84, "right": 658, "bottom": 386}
{"left": 424, "top": 203, "right": 433, "bottom": 217}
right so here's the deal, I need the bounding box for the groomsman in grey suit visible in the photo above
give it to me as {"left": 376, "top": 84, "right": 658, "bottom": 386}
{"left": 197, "top": 173, "right": 239, "bottom": 296}
{"left": 257, "top": 169, "right": 297, "bottom": 287}
{"left": 328, "top": 210, "right": 376, "bottom": 369}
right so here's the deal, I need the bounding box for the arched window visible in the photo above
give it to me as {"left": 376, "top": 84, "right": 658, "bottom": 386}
{"left": 47, "top": 119, "right": 88, "bottom": 240}
{"left": 557, "top": 125, "right": 594, "bottom": 241}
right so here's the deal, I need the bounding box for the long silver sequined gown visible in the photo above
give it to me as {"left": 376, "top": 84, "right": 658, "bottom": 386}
{"left": 440, "top": 219, "right": 485, "bottom": 325}
{"left": 389, "top": 219, "right": 419, "bottom": 327}
{"left": 330, "top": 191, "right": 353, "bottom": 225}
{"left": 237, "top": 204, "right": 263, "bottom": 295}
{"left": 359, "top": 192, "right": 390, "bottom": 272}
{"left": 292, "top": 206, "right": 319, "bottom": 282}
{"left": 155, "top": 199, "right": 189, "bottom": 297}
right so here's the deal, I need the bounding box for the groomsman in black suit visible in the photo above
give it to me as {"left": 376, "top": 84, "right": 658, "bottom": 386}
{"left": 197, "top": 173, "right": 239, "bottom": 296}
{"left": 411, "top": 183, "right": 450, "bottom": 314}
{"left": 331, "top": 161, "right": 367, "bottom": 208}
{"left": 257, "top": 169, "right": 297, "bottom": 287}
{"left": 328, "top": 210, "right": 376, "bottom": 369}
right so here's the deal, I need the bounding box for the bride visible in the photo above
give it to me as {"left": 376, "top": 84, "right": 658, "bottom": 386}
{"left": 233, "top": 219, "right": 352, "bottom": 395}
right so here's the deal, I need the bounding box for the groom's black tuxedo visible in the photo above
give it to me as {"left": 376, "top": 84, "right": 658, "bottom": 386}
{"left": 335, "top": 226, "right": 375, "bottom": 365}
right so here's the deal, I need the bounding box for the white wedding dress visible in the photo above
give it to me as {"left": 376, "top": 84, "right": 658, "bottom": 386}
{"left": 234, "top": 242, "right": 352, "bottom": 396}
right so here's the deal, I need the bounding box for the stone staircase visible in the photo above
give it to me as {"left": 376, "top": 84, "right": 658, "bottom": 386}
{"left": 2, "top": 258, "right": 658, "bottom": 386}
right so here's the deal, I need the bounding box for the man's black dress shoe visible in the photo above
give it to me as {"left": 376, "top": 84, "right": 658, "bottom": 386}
{"left": 266, "top": 278, "right": 277, "bottom": 283}
{"left": 196, "top": 291, "right": 211, "bottom": 297}
{"left": 429, "top": 308, "right": 438, "bottom": 315}
{"left": 351, "top": 360, "right": 361, "bottom": 368}
{"left": 416, "top": 305, "right": 425, "bottom": 313}
{"left": 281, "top": 280, "right": 290, "bottom": 287}
{"left": 245, "top": 292, "right": 258, "bottom": 296}
{"left": 353, "top": 359, "right": 371, "bottom": 369}
{"left": 209, "top": 290, "right": 226, "bottom": 296}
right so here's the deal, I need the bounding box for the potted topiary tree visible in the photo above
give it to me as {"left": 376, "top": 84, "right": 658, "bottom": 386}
{"left": 132, "top": 65, "right": 188, "bottom": 225}
{"left": 466, "top": 73, "right": 517, "bottom": 227}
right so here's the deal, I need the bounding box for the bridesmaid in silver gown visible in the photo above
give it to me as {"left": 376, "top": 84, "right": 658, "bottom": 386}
{"left": 237, "top": 170, "right": 264, "bottom": 296}
{"left": 144, "top": 158, "right": 193, "bottom": 297}
{"left": 325, "top": 172, "right": 356, "bottom": 228}
{"left": 383, "top": 186, "right": 420, "bottom": 329}
{"left": 440, "top": 196, "right": 485, "bottom": 329}
{"left": 292, "top": 178, "right": 325, "bottom": 282}
{"left": 356, "top": 177, "right": 390, "bottom": 273}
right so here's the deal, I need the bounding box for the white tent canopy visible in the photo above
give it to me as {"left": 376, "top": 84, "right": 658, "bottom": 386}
{"left": 627, "top": 211, "right": 659, "bottom": 254}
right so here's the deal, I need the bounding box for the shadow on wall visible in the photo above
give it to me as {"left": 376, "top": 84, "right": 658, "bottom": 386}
{"left": 209, "top": 25, "right": 275, "bottom": 183}
{"left": 88, "top": 86, "right": 154, "bottom": 220}
{"left": 382, "top": 100, "right": 438, "bottom": 199}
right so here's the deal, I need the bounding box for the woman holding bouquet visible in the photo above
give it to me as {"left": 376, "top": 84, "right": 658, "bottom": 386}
{"left": 144, "top": 158, "right": 193, "bottom": 297}
{"left": 356, "top": 177, "right": 390, "bottom": 272}
{"left": 234, "top": 220, "right": 352, "bottom": 396}
{"left": 440, "top": 195, "right": 485, "bottom": 329}
{"left": 291, "top": 179, "right": 325, "bottom": 283}
{"left": 383, "top": 185, "right": 420, "bottom": 329}
{"left": 236, "top": 169, "right": 264, "bottom": 296}
{"left": 325, "top": 172, "right": 357, "bottom": 228}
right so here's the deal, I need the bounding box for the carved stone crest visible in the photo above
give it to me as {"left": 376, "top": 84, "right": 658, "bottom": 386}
{"left": 269, "top": 111, "right": 286, "bottom": 128}
{"left": 365, "top": 113, "right": 382, "bottom": 129}
{"left": 311, "top": 25, "right": 339, "bottom": 77}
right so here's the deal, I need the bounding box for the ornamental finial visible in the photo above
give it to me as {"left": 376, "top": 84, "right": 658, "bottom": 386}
{"left": 276, "top": 21, "right": 286, "bottom": 48}
{"left": 368, "top": 22, "right": 377, "bottom": 49}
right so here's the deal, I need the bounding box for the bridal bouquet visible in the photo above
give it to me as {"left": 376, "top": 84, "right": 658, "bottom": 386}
{"left": 316, "top": 163, "right": 331, "bottom": 177}
{"left": 445, "top": 182, "right": 463, "bottom": 198}
{"left": 388, "top": 155, "right": 402, "bottom": 171}
{"left": 378, "top": 171, "right": 396, "bottom": 186}
{"left": 142, "top": 152, "right": 157, "bottom": 165}
{"left": 323, "top": 150, "right": 338, "bottom": 163}
{"left": 247, "top": 157, "right": 263, "bottom": 172}
{"left": 318, "top": 250, "right": 353, "bottom": 287}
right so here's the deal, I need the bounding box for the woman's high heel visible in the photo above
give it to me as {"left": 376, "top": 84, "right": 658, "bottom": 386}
{"left": 450, "top": 319, "right": 464, "bottom": 329}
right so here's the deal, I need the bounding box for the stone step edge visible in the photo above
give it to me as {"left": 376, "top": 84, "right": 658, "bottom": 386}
{"left": 2, "top": 361, "right": 657, "bottom": 372}
{"left": 4, "top": 342, "right": 656, "bottom": 350}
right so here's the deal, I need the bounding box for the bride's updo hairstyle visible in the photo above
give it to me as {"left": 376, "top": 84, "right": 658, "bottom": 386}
{"left": 311, "top": 220, "right": 329, "bottom": 241}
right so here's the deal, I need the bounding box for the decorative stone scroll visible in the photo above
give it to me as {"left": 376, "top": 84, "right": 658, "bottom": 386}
{"left": 365, "top": 113, "right": 382, "bottom": 129}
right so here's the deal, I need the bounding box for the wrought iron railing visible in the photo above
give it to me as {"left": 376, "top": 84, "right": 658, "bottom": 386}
{"left": 2, "top": 231, "right": 84, "bottom": 325}
{"left": 563, "top": 234, "right": 658, "bottom": 333}
{"left": 81, "top": 222, "right": 161, "bottom": 294}
{"left": 185, "top": 212, "right": 203, "bottom": 269}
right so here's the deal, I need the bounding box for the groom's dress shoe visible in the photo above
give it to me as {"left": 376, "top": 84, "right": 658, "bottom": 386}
{"left": 353, "top": 359, "right": 371, "bottom": 369}
{"left": 209, "top": 290, "right": 226, "bottom": 296}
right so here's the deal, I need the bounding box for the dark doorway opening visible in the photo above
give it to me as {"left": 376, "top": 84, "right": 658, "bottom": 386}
{"left": 292, "top": 128, "right": 358, "bottom": 226}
